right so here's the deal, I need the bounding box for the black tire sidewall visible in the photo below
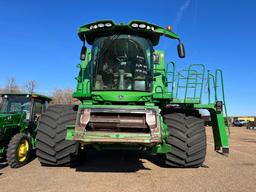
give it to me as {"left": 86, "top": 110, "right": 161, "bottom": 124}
{"left": 36, "top": 105, "right": 78, "bottom": 166}
{"left": 163, "top": 113, "right": 206, "bottom": 168}
{"left": 7, "top": 133, "right": 32, "bottom": 168}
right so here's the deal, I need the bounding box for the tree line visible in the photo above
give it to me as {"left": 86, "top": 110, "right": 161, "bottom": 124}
{"left": 0, "top": 77, "right": 76, "bottom": 104}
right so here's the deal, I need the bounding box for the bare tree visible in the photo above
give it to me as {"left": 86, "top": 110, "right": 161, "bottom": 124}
{"left": 51, "top": 89, "right": 63, "bottom": 104}
{"left": 24, "top": 80, "right": 37, "bottom": 93}
{"left": 52, "top": 88, "right": 74, "bottom": 104}
{"left": 61, "top": 88, "right": 73, "bottom": 104}
{"left": 5, "top": 77, "right": 20, "bottom": 93}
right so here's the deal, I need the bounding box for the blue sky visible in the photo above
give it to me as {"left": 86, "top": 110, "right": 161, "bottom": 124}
{"left": 0, "top": 0, "right": 255, "bottom": 116}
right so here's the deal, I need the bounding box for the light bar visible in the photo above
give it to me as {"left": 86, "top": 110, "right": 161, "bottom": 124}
{"left": 88, "top": 22, "right": 113, "bottom": 30}
{"left": 130, "top": 22, "right": 155, "bottom": 31}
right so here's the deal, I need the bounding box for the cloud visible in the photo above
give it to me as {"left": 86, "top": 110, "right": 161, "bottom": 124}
{"left": 176, "top": 0, "right": 192, "bottom": 25}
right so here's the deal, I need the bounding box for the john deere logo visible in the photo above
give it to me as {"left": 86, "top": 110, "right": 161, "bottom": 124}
{"left": 118, "top": 95, "right": 124, "bottom": 99}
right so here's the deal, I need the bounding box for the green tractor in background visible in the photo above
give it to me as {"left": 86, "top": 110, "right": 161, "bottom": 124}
{"left": 0, "top": 93, "right": 51, "bottom": 168}
{"left": 36, "top": 20, "right": 230, "bottom": 168}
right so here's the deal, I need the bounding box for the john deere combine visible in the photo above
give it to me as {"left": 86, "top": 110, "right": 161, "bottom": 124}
{"left": 36, "top": 20, "right": 229, "bottom": 168}
{"left": 0, "top": 93, "right": 51, "bottom": 168}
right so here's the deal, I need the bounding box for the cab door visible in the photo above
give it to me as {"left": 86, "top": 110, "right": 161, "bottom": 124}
{"left": 29, "top": 99, "right": 44, "bottom": 136}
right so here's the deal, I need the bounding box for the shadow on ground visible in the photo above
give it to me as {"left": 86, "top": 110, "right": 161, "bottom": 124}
{"left": 72, "top": 150, "right": 164, "bottom": 173}
{"left": 70, "top": 149, "right": 209, "bottom": 172}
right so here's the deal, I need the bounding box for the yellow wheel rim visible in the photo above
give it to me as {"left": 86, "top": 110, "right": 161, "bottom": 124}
{"left": 17, "top": 139, "right": 29, "bottom": 162}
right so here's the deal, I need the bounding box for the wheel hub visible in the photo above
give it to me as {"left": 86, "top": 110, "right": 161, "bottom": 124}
{"left": 17, "top": 139, "right": 29, "bottom": 162}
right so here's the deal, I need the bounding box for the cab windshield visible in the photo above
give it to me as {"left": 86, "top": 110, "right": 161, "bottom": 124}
{"left": 91, "top": 35, "right": 153, "bottom": 91}
{"left": 0, "top": 95, "right": 31, "bottom": 114}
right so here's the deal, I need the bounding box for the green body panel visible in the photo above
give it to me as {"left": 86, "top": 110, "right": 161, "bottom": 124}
{"left": 92, "top": 91, "right": 152, "bottom": 102}
{"left": 68, "top": 131, "right": 152, "bottom": 143}
{"left": 69, "top": 20, "right": 229, "bottom": 154}
{"left": 0, "top": 93, "right": 52, "bottom": 156}
{"left": 0, "top": 113, "right": 27, "bottom": 155}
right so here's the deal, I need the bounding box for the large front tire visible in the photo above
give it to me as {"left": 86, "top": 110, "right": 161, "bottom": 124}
{"left": 36, "top": 105, "right": 78, "bottom": 166}
{"left": 163, "top": 113, "right": 206, "bottom": 168}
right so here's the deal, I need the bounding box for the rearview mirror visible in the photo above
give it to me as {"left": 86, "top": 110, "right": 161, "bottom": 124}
{"left": 177, "top": 42, "right": 185, "bottom": 58}
{"left": 80, "top": 44, "right": 87, "bottom": 60}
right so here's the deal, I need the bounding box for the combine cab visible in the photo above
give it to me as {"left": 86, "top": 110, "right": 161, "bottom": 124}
{"left": 36, "top": 20, "right": 229, "bottom": 167}
{"left": 0, "top": 93, "right": 51, "bottom": 168}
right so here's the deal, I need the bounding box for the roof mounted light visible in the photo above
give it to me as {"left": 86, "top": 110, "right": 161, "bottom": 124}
{"left": 131, "top": 23, "right": 139, "bottom": 28}
{"left": 98, "top": 23, "right": 104, "bottom": 28}
{"left": 105, "top": 23, "right": 112, "bottom": 27}
{"left": 139, "top": 24, "right": 146, "bottom": 29}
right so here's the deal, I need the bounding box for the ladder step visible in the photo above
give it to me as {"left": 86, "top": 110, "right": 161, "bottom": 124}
{"left": 177, "top": 86, "right": 196, "bottom": 88}
{"left": 178, "top": 78, "right": 188, "bottom": 80}
{"left": 187, "top": 82, "right": 203, "bottom": 85}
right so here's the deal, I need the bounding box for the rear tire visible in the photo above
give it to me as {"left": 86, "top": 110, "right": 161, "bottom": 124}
{"left": 7, "top": 133, "right": 32, "bottom": 168}
{"left": 163, "top": 113, "right": 206, "bottom": 168}
{"left": 36, "top": 105, "right": 78, "bottom": 166}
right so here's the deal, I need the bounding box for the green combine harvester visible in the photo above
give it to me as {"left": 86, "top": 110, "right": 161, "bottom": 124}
{"left": 36, "top": 20, "right": 229, "bottom": 168}
{"left": 0, "top": 93, "right": 51, "bottom": 168}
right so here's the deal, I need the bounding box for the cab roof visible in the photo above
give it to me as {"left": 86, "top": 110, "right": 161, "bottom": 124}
{"left": 78, "top": 20, "right": 180, "bottom": 46}
{"left": 0, "top": 93, "right": 52, "bottom": 101}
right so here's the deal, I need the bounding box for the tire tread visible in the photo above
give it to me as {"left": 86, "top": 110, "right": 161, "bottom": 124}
{"left": 163, "top": 113, "right": 206, "bottom": 168}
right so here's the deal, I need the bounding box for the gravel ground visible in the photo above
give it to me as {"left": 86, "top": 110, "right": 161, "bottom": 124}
{"left": 0, "top": 127, "right": 256, "bottom": 192}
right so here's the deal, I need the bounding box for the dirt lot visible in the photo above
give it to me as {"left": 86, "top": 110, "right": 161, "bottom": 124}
{"left": 0, "top": 127, "right": 256, "bottom": 192}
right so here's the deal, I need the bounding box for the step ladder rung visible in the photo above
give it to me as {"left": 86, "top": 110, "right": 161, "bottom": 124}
{"left": 187, "top": 82, "right": 201, "bottom": 84}
{"left": 177, "top": 86, "right": 196, "bottom": 88}
{"left": 186, "top": 97, "right": 200, "bottom": 99}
